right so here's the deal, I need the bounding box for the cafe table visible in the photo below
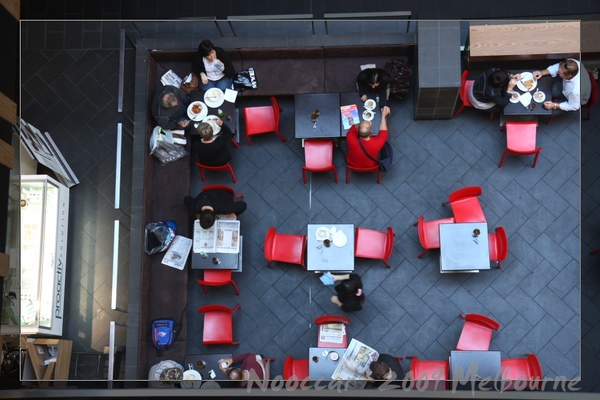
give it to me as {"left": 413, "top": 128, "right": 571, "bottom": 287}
{"left": 339, "top": 92, "right": 382, "bottom": 137}
{"left": 190, "top": 88, "right": 239, "bottom": 141}
{"left": 449, "top": 350, "right": 501, "bottom": 389}
{"left": 294, "top": 93, "right": 341, "bottom": 139}
{"left": 306, "top": 224, "right": 355, "bottom": 272}
{"left": 184, "top": 353, "right": 232, "bottom": 385}
{"left": 439, "top": 222, "right": 489, "bottom": 273}
{"left": 503, "top": 71, "right": 552, "bottom": 117}
{"left": 191, "top": 218, "right": 243, "bottom": 271}
{"left": 309, "top": 347, "right": 347, "bottom": 381}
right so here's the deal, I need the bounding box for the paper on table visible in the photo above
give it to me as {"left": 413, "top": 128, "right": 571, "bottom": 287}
{"left": 224, "top": 88, "right": 238, "bottom": 103}
{"left": 519, "top": 91, "right": 532, "bottom": 107}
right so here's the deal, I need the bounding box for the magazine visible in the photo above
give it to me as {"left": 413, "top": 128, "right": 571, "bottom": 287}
{"left": 161, "top": 69, "right": 182, "bottom": 87}
{"left": 319, "top": 322, "right": 345, "bottom": 344}
{"left": 331, "top": 338, "right": 379, "bottom": 382}
{"left": 193, "top": 219, "right": 240, "bottom": 254}
{"left": 161, "top": 235, "right": 193, "bottom": 270}
{"left": 340, "top": 104, "right": 360, "bottom": 130}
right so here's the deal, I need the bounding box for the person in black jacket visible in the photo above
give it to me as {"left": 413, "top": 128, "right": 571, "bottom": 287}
{"left": 330, "top": 273, "right": 365, "bottom": 312}
{"left": 192, "top": 40, "right": 236, "bottom": 91}
{"left": 366, "top": 354, "right": 405, "bottom": 388}
{"left": 184, "top": 188, "right": 247, "bottom": 229}
{"left": 356, "top": 68, "right": 392, "bottom": 110}
{"left": 468, "top": 68, "right": 519, "bottom": 113}
{"left": 191, "top": 118, "right": 233, "bottom": 167}
{"left": 152, "top": 85, "right": 190, "bottom": 130}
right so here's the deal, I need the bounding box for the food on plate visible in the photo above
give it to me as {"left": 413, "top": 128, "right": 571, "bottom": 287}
{"left": 192, "top": 103, "right": 202, "bottom": 114}
{"left": 534, "top": 91, "right": 544, "bottom": 101}
{"left": 522, "top": 79, "right": 534, "bottom": 90}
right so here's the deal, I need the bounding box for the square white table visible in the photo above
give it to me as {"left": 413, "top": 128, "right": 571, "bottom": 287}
{"left": 439, "top": 222, "right": 489, "bottom": 273}
{"left": 307, "top": 224, "right": 355, "bottom": 272}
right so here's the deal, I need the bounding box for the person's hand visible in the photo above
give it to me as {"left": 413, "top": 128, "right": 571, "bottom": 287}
{"left": 218, "top": 358, "right": 232, "bottom": 371}
{"left": 200, "top": 73, "right": 208, "bottom": 85}
{"left": 508, "top": 75, "right": 519, "bottom": 90}
{"left": 215, "top": 117, "right": 223, "bottom": 126}
{"left": 543, "top": 101, "right": 555, "bottom": 110}
{"left": 533, "top": 70, "right": 543, "bottom": 80}
{"left": 178, "top": 119, "right": 190, "bottom": 128}
{"left": 360, "top": 95, "right": 367, "bottom": 102}
{"left": 216, "top": 60, "right": 225, "bottom": 70}
{"left": 381, "top": 106, "right": 391, "bottom": 117}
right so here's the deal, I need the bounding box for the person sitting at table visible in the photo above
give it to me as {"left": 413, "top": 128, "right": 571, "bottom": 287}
{"left": 533, "top": 58, "right": 591, "bottom": 112}
{"left": 366, "top": 354, "right": 405, "bottom": 388}
{"left": 468, "top": 68, "right": 519, "bottom": 113}
{"left": 330, "top": 273, "right": 365, "bottom": 312}
{"left": 356, "top": 68, "right": 391, "bottom": 110}
{"left": 192, "top": 39, "right": 236, "bottom": 91}
{"left": 218, "top": 353, "right": 267, "bottom": 388}
{"left": 346, "top": 106, "right": 390, "bottom": 169}
{"left": 191, "top": 118, "right": 233, "bottom": 166}
{"left": 184, "top": 187, "right": 247, "bottom": 229}
{"left": 152, "top": 85, "right": 191, "bottom": 130}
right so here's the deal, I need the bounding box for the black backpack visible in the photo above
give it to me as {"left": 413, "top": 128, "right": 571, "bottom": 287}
{"left": 384, "top": 60, "right": 412, "bottom": 99}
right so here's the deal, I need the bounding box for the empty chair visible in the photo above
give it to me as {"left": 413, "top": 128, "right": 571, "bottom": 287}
{"left": 414, "top": 216, "right": 455, "bottom": 259}
{"left": 354, "top": 226, "right": 395, "bottom": 268}
{"left": 488, "top": 227, "right": 508, "bottom": 268}
{"left": 243, "top": 96, "right": 287, "bottom": 146}
{"left": 452, "top": 69, "right": 495, "bottom": 120}
{"left": 346, "top": 164, "right": 381, "bottom": 184}
{"left": 302, "top": 139, "right": 338, "bottom": 184}
{"left": 456, "top": 313, "right": 500, "bottom": 351}
{"left": 197, "top": 304, "right": 240, "bottom": 345}
{"left": 314, "top": 315, "right": 350, "bottom": 348}
{"left": 443, "top": 186, "right": 486, "bottom": 223}
{"left": 195, "top": 161, "right": 237, "bottom": 184}
{"left": 498, "top": 122, "right": 542, "bottom": 168}
{"left": 197, "top": 270, "right": 240, "bottom": 296}
{"left": 283, "top": 356, "right": 309, "bottom": 384}
{"left": 500, "top": 354, "right": 543, "bottom": 391}
{"left": 264, "top": 227, "right": 307, "bottom": 269}
{"left": 406, "top": 356, "right": 449, "bottom": 390}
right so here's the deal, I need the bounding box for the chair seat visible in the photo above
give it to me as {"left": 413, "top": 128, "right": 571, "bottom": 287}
{"left": 411, "top": 359, "right": 449, "bottom": 381}
{"left": 355, "top": 229, "right": 387, "bottom": 258}
{"left": 202, "top": 311, "right": 234, "bottom": 344}
{"left": 272, "top": 234, "right": 305, "bottom": 264}
{"left": 422, "top": 218, "right": 455, "bottom": 249}
{"left": 203, "top": 269, "right": 231, "bottom": 282}
{"left": 506, "top": 123, "right": 537, "bottom": 152}
{"left": 244, "top": 106, "right": 277, "bottom": 134}
{"left": 456, "top": 322, "right": 494, "bottom": 351}
{"left": 451, "top": 198, "right": 486, "bottom": 223}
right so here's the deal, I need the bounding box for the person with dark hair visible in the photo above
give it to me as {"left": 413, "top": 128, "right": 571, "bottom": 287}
{"left": 218, "top": 353, "right": 267, "bottom": 388}
{"left": 533, "top": 58, "right": 591, "bottom": 112}
{"left": 356, "top": 68, "right": 392, "bottom": 110}
{"left": 151, "top": 85, "right": 191, "bottom": 130}
{"left": 469, "top": 68, "right": 519, "bottom": 113}
{"left": 330, "top": 273, "right": 365, "bottom": 312}
{"left": 366, "top": 354, "right": 405, "bottom": 388}
{"left": 184, "top": 187, "right": 247, "bottom": 229}
{"left": 191, "top": 117, "right": 233, "bottom": 166}
{"left": 192, "top": 39, "right": 236, "bottom": 91}
{"left": 346, "top": 106, "right": 390, "bottom": 169}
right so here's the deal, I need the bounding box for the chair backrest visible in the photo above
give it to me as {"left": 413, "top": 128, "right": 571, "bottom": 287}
{"left": 383, "top": 227, "right": 395, "bottom": 259}
{"left": 459, "top": 69, "right": 470, "bottom": 103}
{"left": 463, "top": 313, "right": 500, "bottom": 330}
{"left": 448, "top": 186, "right": 482, "bottom": 203}
{"left": 527, "top": 354, "right": 543, "bottom": 388}
{"left": 315, "top": 315, "right": 351, "bottom": 326}
{"left": 202, "top": 184, "right": 235, "bottom": 196}
{"left": 283, "top": 356, "right": 295, "bottom": 380}
{"left": 491, "top": 227, "right": 508, "bottom": 262}
{"left": 271, "top": 96, "right": 280, "bottom": 127}
{"left": 587, "top": 70, "right": 598, "bottom": 106}
{"left": 264, "top": 227, "right": 277, "bottom": 260}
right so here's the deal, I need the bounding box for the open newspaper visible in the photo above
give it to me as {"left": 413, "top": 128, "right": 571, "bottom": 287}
{"left": 161, "top": 235, "right": 192, "bottom": 270}
{"left": 193, "top": 219, "right": 240, "bottom": 254}
{"left": 331, "top": 338, "right": 379, "bottom": 382}
{"left": 161, "top": 69, "right": 182, "bottom": 87}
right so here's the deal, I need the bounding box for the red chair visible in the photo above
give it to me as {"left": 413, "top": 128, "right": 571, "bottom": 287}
{"left": 414, "top": 216, "right": 455, "bottom": 259}
{"left": 406, "top": 356, "right": 449, "bottom": 390}
{"left": 283, "top": 356, "right": 309, "bottom": 384}
{"left": 500, "top": 354, "right": 543, "bottom": 391}
{"left": 197, "top": 270, "right": 240, "bottom": 296}
{"left": 243, "top": 96, "right": 287, "bottom": 146}
{"left": 354, "top": 226, "right": 395, "bottom": 268}
{"left": 456, "top": 313, "right": 500, "bottom": 351}
{"left": 264, "top": 227, "right": 307, "bottom": 269}
{"left": 498, "top": 122, "right": 542, "bottom": 168}
{"left": 197, "top": 304, "right": 240, "bottom": 345}
{"left": 453, "top": 69, "right": 494, "bottom": 120}
{"left": 488, "top": 227, "right": 508, "bottom": 268}
{"left": 302, "top": 139, "right": 338, "bottom": 184}
{"left": 195, "top": 161, "right": 237, "bottom": 184}
{"left": 442, "top": 186, "right": 486, "bottom": 223}
{"left": 346, "top": 164, "right": 381, "bottom": 184}
{"left": 202, "top": 184, "right": 244, "bottom": 198}
{"left": 314, "top": 315, "right": 350, "bottom": 348}
{"left": 590, "top": 248, "right": 600, "bottom": 255}
{"left": 582, "top": 70, "right": 598, "bottom": 121}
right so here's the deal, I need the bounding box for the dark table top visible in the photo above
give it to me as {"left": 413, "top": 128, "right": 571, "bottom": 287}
{"left": 184, "top": 353, "right": 232, "bottom": 382}
{"left": 503, "top": 71, "right": 552, "bottom": 116}
{"left": 309, "top": 347, "right": 347, "bottom": 381}
{"left": 295, "top": 93, "right": 341, "bottom": 139}
{"left": 190, "top": 89, "right": 237, "bottom": 135}
{"left": 339, "top": 92, "right": 382, "bottom": 137}
{"left": 191, "top": 236, "right": 243, "bottom": 271}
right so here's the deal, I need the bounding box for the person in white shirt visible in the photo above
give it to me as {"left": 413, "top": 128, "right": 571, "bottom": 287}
{"left": 533, "top": 58, "right": 591, "bottom": 112}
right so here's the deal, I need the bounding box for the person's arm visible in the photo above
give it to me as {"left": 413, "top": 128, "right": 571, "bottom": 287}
{"left": 533, "top": 62, "right": 559, "bottom": 79}
{"left": 218, "top": 357, "right": 233, "bottom": 373}
{"left": 231, "top": 353, "right": 251, "bottom": 364}
{"left": 216, "top": 48, "right": 236, "bottom": 77}
{"left": 378, "top": 75, "right": 391, "bottom": 108}
{"left": 356, "top": 70, "right": 369, "bottom": 98}
{"left": 558, "top": 91, "right": 581, "bottom": 111}
{"left": 379, "top": 107, "right": 390, "bottom": 133}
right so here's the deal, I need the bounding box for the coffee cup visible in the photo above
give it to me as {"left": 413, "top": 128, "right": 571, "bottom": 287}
{"left": 221, "top": 362, "right": 228, "bottom": 369}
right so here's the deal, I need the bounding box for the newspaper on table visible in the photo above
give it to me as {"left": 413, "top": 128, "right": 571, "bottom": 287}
{"left": 161, "top": 235, "right": 193, "bottom": 270}
{"left": 161, "top": 69, "right": 182, "bottom": 88}
{"left": 319, "top": 323, "right": 346, "bottom": 344}
{"left": 331, "top": 338, "right": 379, "bottom": 382}
{"left": 193, "top": 219, "right": 240, "bottom": 254}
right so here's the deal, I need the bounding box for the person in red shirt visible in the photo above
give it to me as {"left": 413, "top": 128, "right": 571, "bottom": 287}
{"left": 346, "top": 106, "right": 390, "bottom": 168}
{"left": 218, "top": 353, "right": 267, "bottom": 388}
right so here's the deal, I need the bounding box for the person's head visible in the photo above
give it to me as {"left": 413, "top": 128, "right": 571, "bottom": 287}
{"left": 358, "top": 121, "right": 372, "bottom": 138}
{"left": 198, "top": 40, "right": 217, "bottom": 60}
{"left": 227, "top": 368, "right": 243, "bottom": 381}
{"left": 369, "top": 360, "right": 391, "bottom": 380}
{"left": 488, "top": 69, "right": 510, "bottom": 88}
{"left": 199, "top": 209, "right": 216, "bottom": 229}
{"left": 161, "top": 92, "right": 178, "bottom": 108}
{"left": 558, "top": 59, "right": 578, "bottom": 79}
{"left": 367, "top": 69, "right": 386, "bottom": 89}
{"left": 196, "top": 122, "right": 214, "bottom": 141}
{"left": 340, "top": 279, "right": 365, "bottom": 303}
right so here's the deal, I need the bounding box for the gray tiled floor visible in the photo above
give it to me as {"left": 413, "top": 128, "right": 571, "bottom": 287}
{"left": 18, "top": 18, "right": 600, "bottom": 392}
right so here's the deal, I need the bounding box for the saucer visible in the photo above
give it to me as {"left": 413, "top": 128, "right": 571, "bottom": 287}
{"left": 362, "top": 110, "right": 375, "bottom": 121}
{"left": 332, "top": 231, "right": 348, "bottom": 247}
{"left": 533, "top": 91, "right": 546, "bottom": 103}
{"left": 364, "top": 99, "right": 376, "bottom": 110}
{"left": 181, "top": 370, "right": 202, "bottom": 388}
{"left": 204, "top": 88, "right": 225, "bottom": 108}
{"left": 509, "top": 93, "right": 520, "bottom": 103}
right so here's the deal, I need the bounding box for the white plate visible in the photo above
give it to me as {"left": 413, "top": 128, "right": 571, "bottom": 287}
{"left": 533, "top": 91, "right": 546, "bottom": 103}
{"left": 363, "top": 110, "right": 375, "bottom": 121}
{"left": 509, "top": 93, "right": 520, "bottom": 103}
{"left": 364, "top": 99, "right": 376, "bottom": 110}
{"left": 332, "top": 230, "right": 348, "bottom": 247}
{"left": 516, "top": 72, "right": 537, "bottom": 92}
{"left": 201, "top": 115, "right": 221, "bottom": 135}
{"left": 204, "top": 88, "right": 225, "bottom": 108}
{"left": 316, "top": 227, "right": 330, "bottom": 241}
{"left": 187, "top": 101, "right": 208, "bottom": 121}
{"left": 181, "top": 370, "right": 202, "bottom": 388}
